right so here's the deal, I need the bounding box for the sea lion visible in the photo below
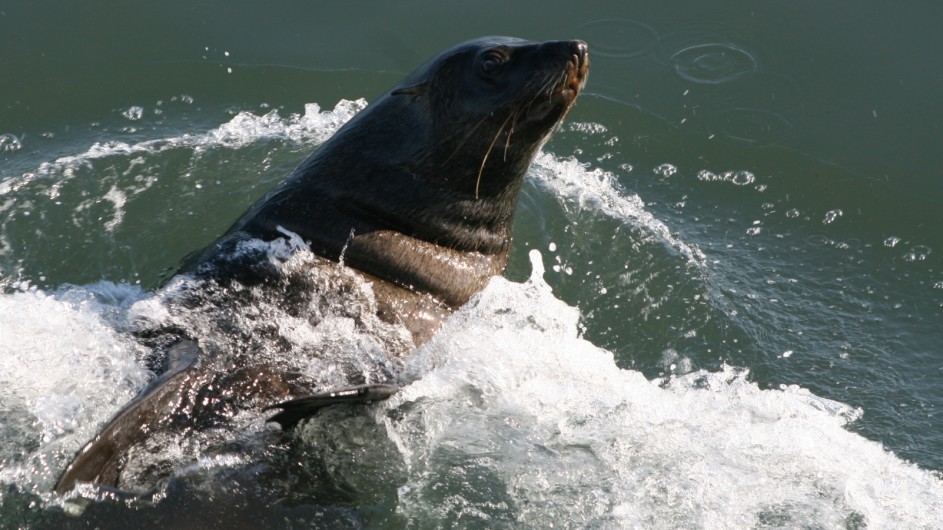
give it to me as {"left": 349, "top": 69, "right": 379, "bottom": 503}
{"left": 54, "top": 36, "right": 589, "bottom": 495}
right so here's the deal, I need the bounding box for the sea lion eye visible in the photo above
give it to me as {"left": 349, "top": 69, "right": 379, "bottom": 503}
{"left": 477, "top": 51, "right": 507, "bottom": 79}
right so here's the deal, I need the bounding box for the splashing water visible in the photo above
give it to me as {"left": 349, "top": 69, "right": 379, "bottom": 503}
{"left": 381, "top": 250, "right": 943, "bottom": 528}
{"left": 1, "top": 99, "right": 941, "bottom": 528}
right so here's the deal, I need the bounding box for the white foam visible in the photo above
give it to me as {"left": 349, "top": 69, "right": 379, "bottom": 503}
{"left": 382, "top": 250, "right": 943, "bottom": 528}
{"left": 1, "top": 99, "right": 367, "bottom": 199}
{"left": 0, "top": 285, "right": 150, "bottom": 490}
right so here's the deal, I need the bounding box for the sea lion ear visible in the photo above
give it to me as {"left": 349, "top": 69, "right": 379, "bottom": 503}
{"left": 391, "top": 83, "right": 427, "bottom": 99}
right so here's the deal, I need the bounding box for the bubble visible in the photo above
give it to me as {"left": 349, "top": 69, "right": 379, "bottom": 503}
{"left": 578, "top": 19, "right": 659, "bottom": 59}
{"left": 730, "top": 170, "right": 756, "bottom": 186}
{"left": 697, "top": 170, "right": 720, "bottom": 182}
{"left": 568, "top": 122, "right": 608, "bottom": 135}
{"left": 696, "top": 170, "right": 755, "bottom": 186}
{"left": 654, "top": 163, "right": 678, "bottom": 178}
{"left": 823, "top": 209, "right": 843, "bottom": 225}
{"left": 121, "top": 106, "right": 144, "bottom": 121}
{"left": 0, "top": 133, "right": 23, "bottom": 152}
{"left": 902, "top": 245, "right": 931, "bottom": 262}
{"left": 670, "top": 43, "right": 758, "bottom": 84}
{"left": 883, "top": 237, "right": 901, "bottom": 248}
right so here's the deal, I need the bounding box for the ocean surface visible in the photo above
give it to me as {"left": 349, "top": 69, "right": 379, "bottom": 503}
{"left": 2, "top": 1, "right": 942, "bottom": 528}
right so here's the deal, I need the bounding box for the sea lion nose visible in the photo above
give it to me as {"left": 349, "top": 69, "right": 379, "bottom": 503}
{"left": 571, "top": 40, "right": 588, "bottom": 58}
{"left": 569, "top": 40, "right": 589, "bottom": 69}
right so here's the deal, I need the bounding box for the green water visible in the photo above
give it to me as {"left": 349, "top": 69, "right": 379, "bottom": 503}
{"left": 2, "top": 0, "right": 943, "bottom": 526}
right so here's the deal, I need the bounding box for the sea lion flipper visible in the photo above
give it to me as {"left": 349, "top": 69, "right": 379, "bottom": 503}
{"left": 54, "top": 340, "right": 201, "bottom": 494}
{"left": 264, "top": 383, "right": 399, "bottom": 430}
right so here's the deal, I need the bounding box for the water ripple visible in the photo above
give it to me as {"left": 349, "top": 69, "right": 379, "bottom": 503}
{"left": 578, "top": 19, "right": 659, "bottom": 59}
{"left": 713, "top": 107, "right": 793, "bottom": 145}
{"left": 670, "top": 43, "right": 758, "bottom": 84}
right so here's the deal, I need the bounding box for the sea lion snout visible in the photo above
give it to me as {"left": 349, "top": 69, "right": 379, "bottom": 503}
{"left": 535, "top": 40, "right": 588, "bottom": 103}
{"left": 569, "top": 40, "right": 590, "bottom": 96}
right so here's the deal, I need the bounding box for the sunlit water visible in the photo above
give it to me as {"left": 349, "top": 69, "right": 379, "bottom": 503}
{"left": 1, "top": 99, "right": 942, "bottom": 528}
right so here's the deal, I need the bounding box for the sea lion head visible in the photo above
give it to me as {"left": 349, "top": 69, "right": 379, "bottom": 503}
{"left": 391, "top": 37, "right": 590, "bottom": 200}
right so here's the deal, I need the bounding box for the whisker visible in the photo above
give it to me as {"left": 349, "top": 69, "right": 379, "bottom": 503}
{"left": 519, "top": 69, "right": 565, "bottom": 113}
{"left": 475, "top": 113, "right": 514, "bottom": 199}
{"left": 533, "top": 71, "right": 558, "bottom": 101}
{"left": 445, "top": 115, "right": 492, "bottom": 165}
{"left": 503, "top": 114, "right": 518, "bottom": 161}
